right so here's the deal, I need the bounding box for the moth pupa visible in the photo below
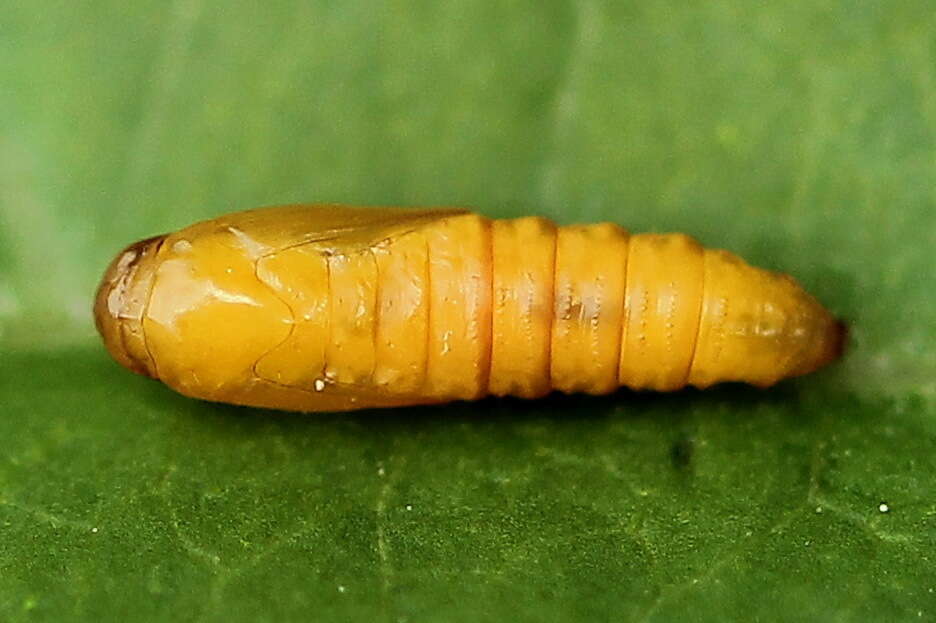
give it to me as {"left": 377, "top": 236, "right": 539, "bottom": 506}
{"left": 94, "top": 204, "right": 846, "bottom": 412}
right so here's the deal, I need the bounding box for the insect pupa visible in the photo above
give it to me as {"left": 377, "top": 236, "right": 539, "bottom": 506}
{"left": 94, "top": 204, "right": 846, "bottom": 412}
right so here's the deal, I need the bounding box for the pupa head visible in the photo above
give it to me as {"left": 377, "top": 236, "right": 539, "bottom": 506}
{"left": 93, "top": 235, "right": 165, "bottom": 378}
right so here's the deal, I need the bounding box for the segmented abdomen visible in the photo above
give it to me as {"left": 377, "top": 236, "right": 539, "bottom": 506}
{"left": 492, "top": 217, "right": 706, "bottom": 397}
{"left": 435, "top": 215, "right": 706, "bottom": 399}
{"left": 258, "top": 214, "right": 723, "bottom": 401}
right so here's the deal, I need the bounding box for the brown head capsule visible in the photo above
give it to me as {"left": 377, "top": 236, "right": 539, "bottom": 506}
{"left": 94, "top": 235, "right": 165, "bottom": 378}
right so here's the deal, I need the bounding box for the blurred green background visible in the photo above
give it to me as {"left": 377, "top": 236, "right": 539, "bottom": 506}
{"left": 1, "top": 1, "right": 934, "bottom": 621}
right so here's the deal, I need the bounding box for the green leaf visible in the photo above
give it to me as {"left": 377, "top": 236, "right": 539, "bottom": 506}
{"left": 1, "top": 1, "right": 934, "bottom": 621}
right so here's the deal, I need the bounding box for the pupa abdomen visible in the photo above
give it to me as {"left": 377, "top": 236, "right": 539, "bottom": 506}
{"left": 95, "top": 205, "right": 845, "bottom": 412}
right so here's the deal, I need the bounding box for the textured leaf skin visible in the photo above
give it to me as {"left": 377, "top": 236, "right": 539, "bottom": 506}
{"left": 1, "top": 0, "right": 934, "bottom": 621}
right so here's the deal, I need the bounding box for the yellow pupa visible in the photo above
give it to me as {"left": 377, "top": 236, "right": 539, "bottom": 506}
{"left": 94, "top": 204, "right": 846, "bottom": 412}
